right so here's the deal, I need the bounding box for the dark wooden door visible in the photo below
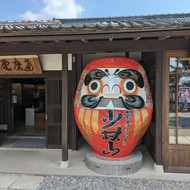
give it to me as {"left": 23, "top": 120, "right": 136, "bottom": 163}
{"left": 46, "top": 79, "right": 62, "bottom": 148}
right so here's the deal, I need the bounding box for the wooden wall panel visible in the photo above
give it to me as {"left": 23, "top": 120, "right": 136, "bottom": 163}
{"left": 141, "top": 52, "right": 156, "bottom": 162}
{"left": 168, "top": 149, "right": 190, "bottom": 167}
{"left": 143, "top": 122, "right": 156, "bottom": 159}
{"left": 47, "top": 125, "right": 62, "bottom": 148}
{"left": 46, "top": 79, "right": 62, "bottom": 148}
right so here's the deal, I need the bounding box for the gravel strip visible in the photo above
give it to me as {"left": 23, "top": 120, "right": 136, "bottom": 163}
{"left": 37, "top": 175, "right": 190, "bottom": 190}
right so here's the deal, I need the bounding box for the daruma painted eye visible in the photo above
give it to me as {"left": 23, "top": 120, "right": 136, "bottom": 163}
{"left": 123, "top": 79, "right": 136, "bottom": 94}
{"left": 88, "top": 80, "right": 101, "bottom": 94}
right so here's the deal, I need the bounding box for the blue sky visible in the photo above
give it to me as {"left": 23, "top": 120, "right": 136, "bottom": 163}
{"left": 0, "top": 0, "right": 190, "bottom": 21}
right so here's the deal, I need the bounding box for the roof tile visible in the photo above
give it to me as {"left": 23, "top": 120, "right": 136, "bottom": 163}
{"left": 0, "top": 13, "right": 190, "bottom": 33}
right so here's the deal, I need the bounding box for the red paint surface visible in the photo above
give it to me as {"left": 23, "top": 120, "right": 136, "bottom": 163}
{"left": 74, "top": 57, "right": 153, "bottom": 159}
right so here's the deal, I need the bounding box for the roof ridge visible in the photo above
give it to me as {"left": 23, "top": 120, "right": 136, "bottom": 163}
{"left": 0, "top": 12, "right": 190, "bottom": 24}
{"left": 57, "top": 12, "right": 190, "bottom": 22}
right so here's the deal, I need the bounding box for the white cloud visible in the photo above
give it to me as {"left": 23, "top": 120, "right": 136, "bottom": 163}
{"left": 19, "top": 0, "right": 83, "bottom": 20}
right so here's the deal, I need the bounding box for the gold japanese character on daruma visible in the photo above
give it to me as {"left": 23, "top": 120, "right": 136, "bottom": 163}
{"left": 74, "top": 57, "right": 153, "bottom": 158}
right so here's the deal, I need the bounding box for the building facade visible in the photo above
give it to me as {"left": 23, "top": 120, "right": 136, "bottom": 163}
{"left": 0, "top": 13, "right": 190, "bottom": 173}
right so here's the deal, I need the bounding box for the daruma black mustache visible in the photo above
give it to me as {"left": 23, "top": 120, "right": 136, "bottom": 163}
{"left": 81, "top": 95, "right": 102, "bottom": 108}
{"left": 119, "top": 95, "right": 145, "bottom": 110}
{"left": 81, "top": 95, "right": 145, "bottom": 109}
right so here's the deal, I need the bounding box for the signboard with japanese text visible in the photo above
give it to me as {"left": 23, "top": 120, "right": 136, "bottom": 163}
{"left": 0, "top": 55, "right": 42, "bottom": 75}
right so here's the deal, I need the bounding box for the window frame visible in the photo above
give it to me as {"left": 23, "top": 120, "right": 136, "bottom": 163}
{"left": 168, "top": 51, "right": 190, "bottom": 145}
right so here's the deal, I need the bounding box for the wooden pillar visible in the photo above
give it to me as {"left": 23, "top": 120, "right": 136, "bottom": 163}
{"left": 155, "top": 50, "right": 165, "bottom": 165}
{"left": 6, "top": 79, "right": 13, "bottom": 135}
{"left": 70, "top": 55, "right": 78, "bottom": 150}
{"left": 62, "top": 54, "right": 68, "bottom": 162}
{"left": 75, "top": 54, "right": 83, "bottom": 146}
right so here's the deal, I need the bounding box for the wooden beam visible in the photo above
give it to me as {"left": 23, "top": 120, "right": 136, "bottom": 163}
{"left": 62, "top": 53, "right": 68, "bottom": 162}
{"left": 0, "top": 38, "right": 189, "bottom": 55}
{"left": 109, "top": 37, "right": 113, "bottom": 42}
{"left": 155, "top": 50, "right": 164, "bottom": 165}
{"left": 0, "top": 29, "right": 190, "bottom": 43}
{"left": 185, "top": 36, "right": 190, "bottom": 40}
{"left": 6, "top": 42, "right": 19, "bottom": 45}
{"left": 81, "top": 39, "right": 88, "bottom": 43}
{"left": 54, "top": 40, "right": 61, "bottom": 43}
{"left": 159, "top": 36, "right": 170, "bottom": 40}
{"left": 133, "top": 37, "right": 141, "bottom": 41}
{"left": 31, "top": 41, "right": 43, "bottom": 44}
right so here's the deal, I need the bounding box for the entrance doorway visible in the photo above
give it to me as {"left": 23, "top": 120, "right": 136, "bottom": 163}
{"left": 0, "top": 78, "right": 46, "bottom": 148}
{"left": 12, "top": 78, "right": 45, "bottom": 136}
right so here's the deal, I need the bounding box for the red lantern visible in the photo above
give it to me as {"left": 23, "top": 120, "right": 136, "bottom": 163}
{"left": 74, "top": 57, "right": 153, "bottom": 159}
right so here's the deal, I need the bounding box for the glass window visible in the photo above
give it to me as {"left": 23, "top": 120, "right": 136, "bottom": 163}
{"left": 169, "top": 57, "right": 190, "bottom": 145}
{"left": 178, "top": 58, "right": 190, "bottom": 73}
{"left": 178, "top": 129, "right": 190, "bottom": 145}
{"left": 169, "top": 75, "right": 176, "bottom": 127}
{"left": 169, "top": 128, "right": 176, "bottom": 144}
{"left": 169, "top": 58, "right": 177, "bottom": 73}
{"left": 169, "top": 74, "right": 177, "bottom": 144}
{"left": 178, "top": 74, "right": 190, "bottom": 144}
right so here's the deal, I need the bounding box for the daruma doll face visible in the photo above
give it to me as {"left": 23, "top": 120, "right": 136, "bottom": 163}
{"left": 74, "top": 57, "right": 153, "bottom": 158}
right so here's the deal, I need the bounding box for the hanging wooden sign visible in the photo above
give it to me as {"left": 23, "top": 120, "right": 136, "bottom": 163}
{"left": 0, "top": 55, "right": 42, "bottom": 75}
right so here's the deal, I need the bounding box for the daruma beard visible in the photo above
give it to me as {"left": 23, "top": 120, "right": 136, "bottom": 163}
{"left": 74, "top": 57, "right": 153, "bottom": 158}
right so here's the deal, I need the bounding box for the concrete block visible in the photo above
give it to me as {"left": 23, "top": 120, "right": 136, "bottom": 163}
{"left": 85, "top": 150, "right": 142, "bottom": 176}
{"left": 60, "top": 160, "right": 69, "bottom": 168}
{"left": 154, "top": 163, "right": 164, "bottom": 174}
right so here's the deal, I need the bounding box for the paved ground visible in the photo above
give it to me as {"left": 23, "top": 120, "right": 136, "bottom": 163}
{"left": 0, "top": 142, "right": 190, "bottom": 189}
{"left": 0, "top": 173, "right": 44, "bottom": 190}
{"left": 1, "top": 173, "right": 190, "bottom": 190}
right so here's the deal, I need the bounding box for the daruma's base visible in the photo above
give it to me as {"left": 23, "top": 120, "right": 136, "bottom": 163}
{"left": 85, "top": 150, "right": 142, "bottom": 176}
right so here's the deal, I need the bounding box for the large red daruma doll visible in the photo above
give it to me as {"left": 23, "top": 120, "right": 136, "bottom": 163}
{"left": 74, "top": 57, "right": 153, "bottom": 159}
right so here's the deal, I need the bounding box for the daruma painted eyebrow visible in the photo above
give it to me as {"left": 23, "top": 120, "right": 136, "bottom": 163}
{"left": 115, "top": 69, "right": 144, "bottom": 88}
{"left": 84, "top": 69, "right": 108, "bottom": 86}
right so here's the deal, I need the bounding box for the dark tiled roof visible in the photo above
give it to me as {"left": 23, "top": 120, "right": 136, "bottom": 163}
{"left": 0, "top": 13, "right": 190, "bottom": 33}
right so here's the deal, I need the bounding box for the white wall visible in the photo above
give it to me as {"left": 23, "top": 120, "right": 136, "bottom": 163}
{"left": 39, "top": 54, "right": 62, "bottom": 71}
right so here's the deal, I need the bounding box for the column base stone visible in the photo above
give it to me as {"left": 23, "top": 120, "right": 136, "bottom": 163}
{"left": 60, "top": 160, "right": 69, "bottom": 168}
{"left": 85, "top": 150, "right": 142, "bottom": 176}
